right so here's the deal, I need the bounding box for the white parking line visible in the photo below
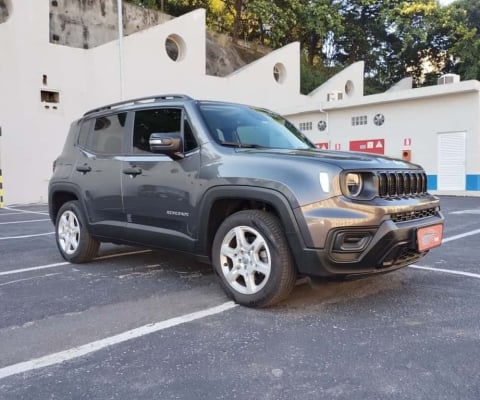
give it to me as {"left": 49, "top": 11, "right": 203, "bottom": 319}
{"left": 0, "top": 219, "right": 50, "bottom": 225}
{"left": 2, "top": 207, "right": 49, "bottom": 216}
{"left": 409, "top": 265, "right": 480, "bottom": 279}
{"left": 406, "top": 227, "right": 480, "bottom": 278}
{"left": 0, "top": 232, "right": 54, "bottom": 240}
{"left": 0, "top": 249, "right": 152, "bottom": 277}
{"left": 0, "top": 212, "right": 46, "bottom": 216}
{"left": 0, "top": 273, "right": 63, "bottom": 287}
{"left": 443, "top": 228, "right": 480, "bottom": 243}
{"left": 0, "top": 301, "right": 237, "bottom": 380}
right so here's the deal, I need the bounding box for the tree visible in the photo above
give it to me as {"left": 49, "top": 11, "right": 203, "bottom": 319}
{"left": 296, "top": 0, "right": 343, "bottom": 66}
{"left": 448, "top": 0, "right": 480, "bottom": 80}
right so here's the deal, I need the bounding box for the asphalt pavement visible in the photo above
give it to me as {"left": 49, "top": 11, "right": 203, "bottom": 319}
{"left": 0, "top": 196, "right": 479, "bottom": 399}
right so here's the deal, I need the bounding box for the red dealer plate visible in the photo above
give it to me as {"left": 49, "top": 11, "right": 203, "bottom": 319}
{"left": 417, "top": 224, "right": 443, "bottom": 251}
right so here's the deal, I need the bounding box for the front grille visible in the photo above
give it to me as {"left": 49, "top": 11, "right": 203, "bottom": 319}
{"left": 390, "top": 207, "right": 438, "bottom": 223}
{"left": 380, "top": 246, "right": 426, "bottom": 269}
{"left": 378, "top": 171, "right": 428, "bottom": 199}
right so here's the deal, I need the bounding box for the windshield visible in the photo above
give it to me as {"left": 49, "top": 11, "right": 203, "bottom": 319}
{"left": 198, "top": 103, "right": 315, "bottom": 150}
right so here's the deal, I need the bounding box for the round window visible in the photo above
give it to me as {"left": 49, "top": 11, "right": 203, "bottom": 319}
{"left": 273, "top": 63, "right": 287, "bottom": 84}
{"left": 345, "top": 80, "right": 355, "bottom": 96}
{"left": 165, "top": 34, "right": 186, "bottom": 62}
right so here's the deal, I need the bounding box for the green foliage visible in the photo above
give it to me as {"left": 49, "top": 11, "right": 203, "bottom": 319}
{"left": 126, "top": 0, "right": 480, "bottom": 92}
{"left": 300, "top": 57, "right": 342, "bottom": 94}
{"left": 448, "top": 0, "right": 480, "bottom": 80}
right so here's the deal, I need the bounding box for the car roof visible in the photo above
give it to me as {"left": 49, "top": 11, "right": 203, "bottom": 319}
{"left": 83, "top": 94, "right": 194, "bottom": 118}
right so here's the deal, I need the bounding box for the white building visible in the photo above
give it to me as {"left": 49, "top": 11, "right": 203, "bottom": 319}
{"left": 0, "top": 0, "right": 479, "bottom": 206}
{"left": 284, "top": 67, "right": 480, "bottom": 195}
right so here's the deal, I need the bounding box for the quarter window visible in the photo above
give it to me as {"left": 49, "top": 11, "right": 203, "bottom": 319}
{"left": 77, "top": 119, "right": 92, "bottom": 148}
{"left": 84, "top": 113, "right": 127, "bottom": 154}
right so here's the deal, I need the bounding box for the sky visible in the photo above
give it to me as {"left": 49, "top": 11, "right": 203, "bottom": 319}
{"left": 439, "top": 0, "right": 455, "bottom": 5}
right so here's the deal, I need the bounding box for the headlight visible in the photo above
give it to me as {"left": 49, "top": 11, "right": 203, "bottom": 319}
{"left": 345, "top": 173, "right": 363, "bottom": 197}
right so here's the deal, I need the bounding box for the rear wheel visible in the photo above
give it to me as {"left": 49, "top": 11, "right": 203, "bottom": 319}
{"left": 55, "top": 201, "right": 100, "bottom": 263}
{"left": 212, "top": 210, "right": 296, "bottom": 307}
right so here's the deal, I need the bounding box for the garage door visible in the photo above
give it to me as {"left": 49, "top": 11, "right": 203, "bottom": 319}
{"left": 437, "top": 132, "right": 466, "bottom": 191}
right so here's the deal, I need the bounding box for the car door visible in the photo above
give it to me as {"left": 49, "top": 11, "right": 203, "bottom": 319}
{"left": 121, "top": 107, "right": 201, "bottom": 251}
{"left": 74, "top": 112, "right": 129, "bottom": 237}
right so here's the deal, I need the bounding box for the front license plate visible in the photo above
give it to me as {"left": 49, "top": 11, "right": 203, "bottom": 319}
{"left": 417, "top": 224, "right": 443, "bottom": 251}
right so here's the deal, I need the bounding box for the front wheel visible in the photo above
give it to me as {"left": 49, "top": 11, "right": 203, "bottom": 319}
{"left": 55, "top": 201, "right": 100, "bottom": 263}
{"left": 212, "top": 210, "right": 297, "bottom": 307}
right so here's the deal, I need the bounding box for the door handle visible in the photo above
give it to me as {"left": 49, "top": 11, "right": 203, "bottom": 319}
{"left": 123, "top": 166, "right": 142, "bottom": 176}
{"left": 76, "top": 164, "right": 91, "bottom": 173}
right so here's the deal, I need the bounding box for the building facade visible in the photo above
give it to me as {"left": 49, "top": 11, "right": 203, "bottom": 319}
{"left": 0, "top": 0, "right": 479, "bottom": 205}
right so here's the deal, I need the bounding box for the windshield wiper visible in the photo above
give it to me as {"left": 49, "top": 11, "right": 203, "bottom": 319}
{"left": 219, "top": 141, "right": 264, "bottom": 149}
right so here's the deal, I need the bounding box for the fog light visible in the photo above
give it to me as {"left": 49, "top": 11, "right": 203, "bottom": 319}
{"left": 333, "top": 232, "right": 371, "bottom": 252}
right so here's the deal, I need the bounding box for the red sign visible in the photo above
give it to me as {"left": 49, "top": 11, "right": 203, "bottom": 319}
{"left": 349, "top": 139, "right": 385, "bottom": 154}
{"left": 316, "top": 142, "right": 329, "bottom": 150}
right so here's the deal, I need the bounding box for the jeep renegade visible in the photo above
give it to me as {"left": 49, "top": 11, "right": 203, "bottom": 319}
{"left": 49, "top": 94, "right": 444, "bottom": 307}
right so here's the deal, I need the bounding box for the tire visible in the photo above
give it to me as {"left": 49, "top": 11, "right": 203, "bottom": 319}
{"left": 55, "top": 200, "right": 100, "bottom": 263}
{"left": 212, "top": 210, "right": 297, "bottom": 308}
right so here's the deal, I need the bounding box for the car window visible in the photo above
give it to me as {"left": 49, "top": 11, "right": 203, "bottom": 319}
{"left": 199, "top": 103, "right": 314, "bottom": 149}
{"left": 77, "top": 119, "right": 93, "bottom": 148}
{"left": 83, "top": 113, "right": 127, "bottom": 155}
{"left": 132, "top": 108, "right": 197, "bottom": 154}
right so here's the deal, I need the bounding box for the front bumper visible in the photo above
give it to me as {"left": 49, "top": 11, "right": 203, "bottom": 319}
{"left": 293, "top": 197, "right": 444, "bottom": 278}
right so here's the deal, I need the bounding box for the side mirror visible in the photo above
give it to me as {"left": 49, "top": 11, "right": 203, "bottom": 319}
{"left": 149, "top": 133, "right": 184, "bottom": 160}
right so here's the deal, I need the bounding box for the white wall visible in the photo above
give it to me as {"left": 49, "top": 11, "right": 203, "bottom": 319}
{"left": 0, "top": 1, "right": 307, "bottom": 204}
{"left": 287, "top": 84, "right": 480, "bottom": 193}
{"left": 1, "top": 0, "right": 479, "bottom": 204}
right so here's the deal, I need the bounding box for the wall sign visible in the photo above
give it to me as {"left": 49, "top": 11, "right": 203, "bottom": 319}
{"left": 349, "top": 139, "right": 385, "bottom": 154}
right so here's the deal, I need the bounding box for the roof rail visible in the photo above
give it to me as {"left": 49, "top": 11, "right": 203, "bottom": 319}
{"left": 83, "top": 94, "right": 193, "bottom": 116}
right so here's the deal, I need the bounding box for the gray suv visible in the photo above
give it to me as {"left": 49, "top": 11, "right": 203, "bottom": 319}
{"left": 49, "top": 94, "right": 444, "bottom": 307}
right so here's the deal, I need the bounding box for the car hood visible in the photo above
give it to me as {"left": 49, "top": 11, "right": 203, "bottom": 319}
{"left": 237, "top": 148, "right": 422, "bottom": 170}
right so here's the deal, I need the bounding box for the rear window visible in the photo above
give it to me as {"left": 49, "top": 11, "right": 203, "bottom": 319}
{"left": 79, "top": 113, "right": 127, "bottom": 155}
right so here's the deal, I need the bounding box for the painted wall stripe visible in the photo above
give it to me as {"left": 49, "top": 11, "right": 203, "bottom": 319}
{"left": 0, "top": 301, "right": 237, "bottom": 380}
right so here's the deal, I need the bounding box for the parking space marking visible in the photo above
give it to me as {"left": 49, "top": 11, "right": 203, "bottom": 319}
{"left": 0, "top": 249, "right": 152, "bottom": 277}
{"left": 410, "top": 265, "right": 480, "bottom": 279}
{"left": 2, "top": 207, "right": 49, "bottom": 216}
{"left": 0, "top": 219, "right": 50, "bottom": 225}
{"left": 0, "top": 301, "right": 237, "bottom": 380}
{"left": 0, "top": 212, "right": 44, "bottom": 216}
{"left": 443, "top": 228, "right": 480, "bottom": 244}
{"left": 0, "top": 273, "right": 63, "bottom": 287}
{"left": 0, "top": 232, "right": 54, "bottom": 240}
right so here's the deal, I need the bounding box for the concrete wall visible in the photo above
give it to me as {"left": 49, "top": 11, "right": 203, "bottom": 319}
{"left": 0, "top": 0, "right": 305, "bottom": 204}
{"left": 49, "top": 0, "right": 172, "bottom": 49}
